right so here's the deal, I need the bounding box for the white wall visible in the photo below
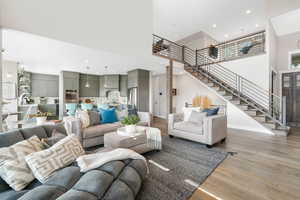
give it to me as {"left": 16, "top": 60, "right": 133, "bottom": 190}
{"left": 152, "top": 74, "right": 168, "bottom": 118}
{"left": 277, "top": 31, "right": 300, "bottom": 71}
{"left": 221, "top": 54, "right": 270, "bottom": 90}
{"left": 0, "top": 28, "right": 2, "bottom": 131}
{"left": 227, "top": 103, "right": 272, "bottom": 134}
{"left": 2, "top": 61, "right": 18, "bottom": 129}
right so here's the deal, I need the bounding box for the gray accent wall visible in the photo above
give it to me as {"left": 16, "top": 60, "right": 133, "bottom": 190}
{"left": 31, "top": 73, "right": 59, "bottom": 97}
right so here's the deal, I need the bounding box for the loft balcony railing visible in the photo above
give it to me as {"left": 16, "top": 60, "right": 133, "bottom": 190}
{"left": 197, "top": 31, "right": 266, "bottom": 66}
{"left": 152, "top": 33, "right": 286, "bottom": 127}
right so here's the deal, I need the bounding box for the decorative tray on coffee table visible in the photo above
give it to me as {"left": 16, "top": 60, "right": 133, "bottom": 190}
{"left": 117, "top": 126, "right": 146, "bottom": 137}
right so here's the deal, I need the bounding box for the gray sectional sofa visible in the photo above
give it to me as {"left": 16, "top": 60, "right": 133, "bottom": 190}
{"left": 0, "top": 124, "right": 147, "bottom": 200}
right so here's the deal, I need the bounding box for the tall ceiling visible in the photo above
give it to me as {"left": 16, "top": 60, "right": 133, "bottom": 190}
{"left": 154, "top": 0, "right": 267, "bottom": 42}
{"left": 154, "top": 0, "right": 300, "bottom": 42}
{"left": 271, "top": 8, "right": 300, "bottom": 36}
{"left": 0, "top": 0, "right": 153, "bottom": 57}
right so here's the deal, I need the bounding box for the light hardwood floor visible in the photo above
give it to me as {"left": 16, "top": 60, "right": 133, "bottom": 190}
{"left": 152, "top": 117, "right": 300, "bottom": 200}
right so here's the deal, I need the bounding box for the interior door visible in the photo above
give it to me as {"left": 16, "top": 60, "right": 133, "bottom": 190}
{"left": 293, "top": 72, "right": 300, "bottom": 122}
{"left": 282, "top": 73, "right": 293, "bottom": 123}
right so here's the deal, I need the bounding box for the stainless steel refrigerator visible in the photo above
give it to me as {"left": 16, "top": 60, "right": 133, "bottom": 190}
{"left": 128, "top": 87, "right": 138, "bottom": 110}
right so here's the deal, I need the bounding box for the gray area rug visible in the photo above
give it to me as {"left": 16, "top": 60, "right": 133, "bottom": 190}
{"left": 136, "top": 136, "right": 228, "bottom": 200}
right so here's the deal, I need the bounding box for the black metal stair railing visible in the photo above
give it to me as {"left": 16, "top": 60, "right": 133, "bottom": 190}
{"left": 152, "top": 33, "right": 286, "bottom": 127}
{"left": 196, "top": 31, "right": 266, "bottom": 66}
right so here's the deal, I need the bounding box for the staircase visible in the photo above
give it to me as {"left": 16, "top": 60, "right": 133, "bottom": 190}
{"left": 152, "top": 33, "right": 289, "bottom": 136}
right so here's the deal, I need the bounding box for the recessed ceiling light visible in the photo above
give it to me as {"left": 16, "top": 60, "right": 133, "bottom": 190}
{"left": 224, "top": 34, "right": 229, "bottom": 38}
{"left": 212, "top": 24, "right": 217, "bottom": 28}
{"left": 6, "top": 73, "right": 12, "bottom": 78}
{"left": 255, "top": 24, "right": 260, "bottom": 28}
{"left": 246, "top": 10, "right": 252, "bottom": 14}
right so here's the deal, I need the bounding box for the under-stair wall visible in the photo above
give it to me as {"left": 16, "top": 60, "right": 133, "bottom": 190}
{"left": 174, "top": 73, "right": 273, "bottom": 134}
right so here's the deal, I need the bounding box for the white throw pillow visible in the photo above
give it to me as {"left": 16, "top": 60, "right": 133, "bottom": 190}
{"left": 76, "top": 110, "right": 90, "bottom": 128}
{"left": 188, "top": 110, "right": 206, "bottom": 125}
{"left": 182, "top": 107, "right": 201, "bottom": 121}
{"left": 0, "top": 136, "right": 44, "bottom": 191}
{"left": 25, "top": 134, "right": 85, "bottom": 183}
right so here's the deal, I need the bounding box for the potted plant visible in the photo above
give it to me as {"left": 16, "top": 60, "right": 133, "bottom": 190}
{"left": 29, "top": 111, "right": 53, "bottom": 125}
{"left": 121, "top": 115, "right": 140, "bottom": 133}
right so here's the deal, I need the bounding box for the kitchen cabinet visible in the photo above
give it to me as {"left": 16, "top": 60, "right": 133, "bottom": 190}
{"left": 31, "top": 73, "right": 59, "bottom": 97}
{"left": 127, "top": 70, "right": 138, "bottom": 88}
{"left": 63, "top": 72, "right": 79, "bottom": 91}
{"left": 99, "top": 76, "right": 106, "bottom": 97}
{"left": 79, "top": 74, "right": 99, "bottom": 97}
{"left": 104, "top": 75, "right": 119, "bottom": 89}
{"left": 120, "top": 75, "right": 128, "bottom": 97}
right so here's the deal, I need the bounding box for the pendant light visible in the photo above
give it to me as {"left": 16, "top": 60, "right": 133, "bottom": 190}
{"left": 85, "top": 66, "right": 90, "bottom": 88}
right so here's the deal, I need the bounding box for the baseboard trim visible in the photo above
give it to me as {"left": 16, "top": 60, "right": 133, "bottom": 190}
{"left": 227, "top": 126, "right": 273, "bottom": 135}
{"left": 154, "top": 115, "right": 166, "bottom": 119}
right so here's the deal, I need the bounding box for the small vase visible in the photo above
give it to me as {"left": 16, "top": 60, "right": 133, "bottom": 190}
{"left": 125, "top": 125, "right": 136, "bottom": 133}
{"left": 36, "top": 117, "right": 47, "bottom": 125}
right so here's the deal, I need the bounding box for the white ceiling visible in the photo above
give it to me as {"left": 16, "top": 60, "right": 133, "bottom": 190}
{"left": 0, "top": 0, "right": 153, "bottom": 57}
{"left": 2, "top": 0, "right": 300, "bottom": 76}
{"left": 154, "top": 0, "right": 267, "bottom": 42}
{"left": 2, "top": 29, "right": 185, "bottom": 75}
{"left": 265, "top": 0, "right": 300, "bottom": 18}
{"left": 271, "top": 8, "right": 300, "bottom": 36}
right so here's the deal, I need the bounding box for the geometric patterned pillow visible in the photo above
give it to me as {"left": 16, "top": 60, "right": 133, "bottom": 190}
{"left": 0, "top": 135, "right": 44, "bottom": 191}
{"left": 25, "top": 134, "right": 85, "bottom": 183}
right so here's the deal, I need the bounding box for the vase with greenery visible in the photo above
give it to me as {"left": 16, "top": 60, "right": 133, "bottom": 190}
{"left": 29, "top": 111, "right": 53, "bottom": 125}
{"left": 121, "top": 115, "right": 140, "bottom": 133}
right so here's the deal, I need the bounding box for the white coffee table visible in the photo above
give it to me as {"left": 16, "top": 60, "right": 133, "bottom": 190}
{"left": 104, "top": 126, "right": 162, "bottom": 154}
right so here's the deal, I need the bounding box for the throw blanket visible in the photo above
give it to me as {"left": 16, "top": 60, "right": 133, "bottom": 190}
{"left": 77, "top": 148, "right": 148, "bottom": 173}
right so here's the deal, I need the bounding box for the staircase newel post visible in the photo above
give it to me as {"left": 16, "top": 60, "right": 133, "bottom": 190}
{"left": 195, "top": 49, "right": 198, "bottom": 68}
{"left": 182, "top": 45, "right": 185, "bottom": 63}
{"left": 282, "top": 96, "right": 287, "bottom": 126}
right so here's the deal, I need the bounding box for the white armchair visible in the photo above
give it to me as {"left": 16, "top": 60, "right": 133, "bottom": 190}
{"left": 168, "top": 113, "right": 227, "bottom": 147}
